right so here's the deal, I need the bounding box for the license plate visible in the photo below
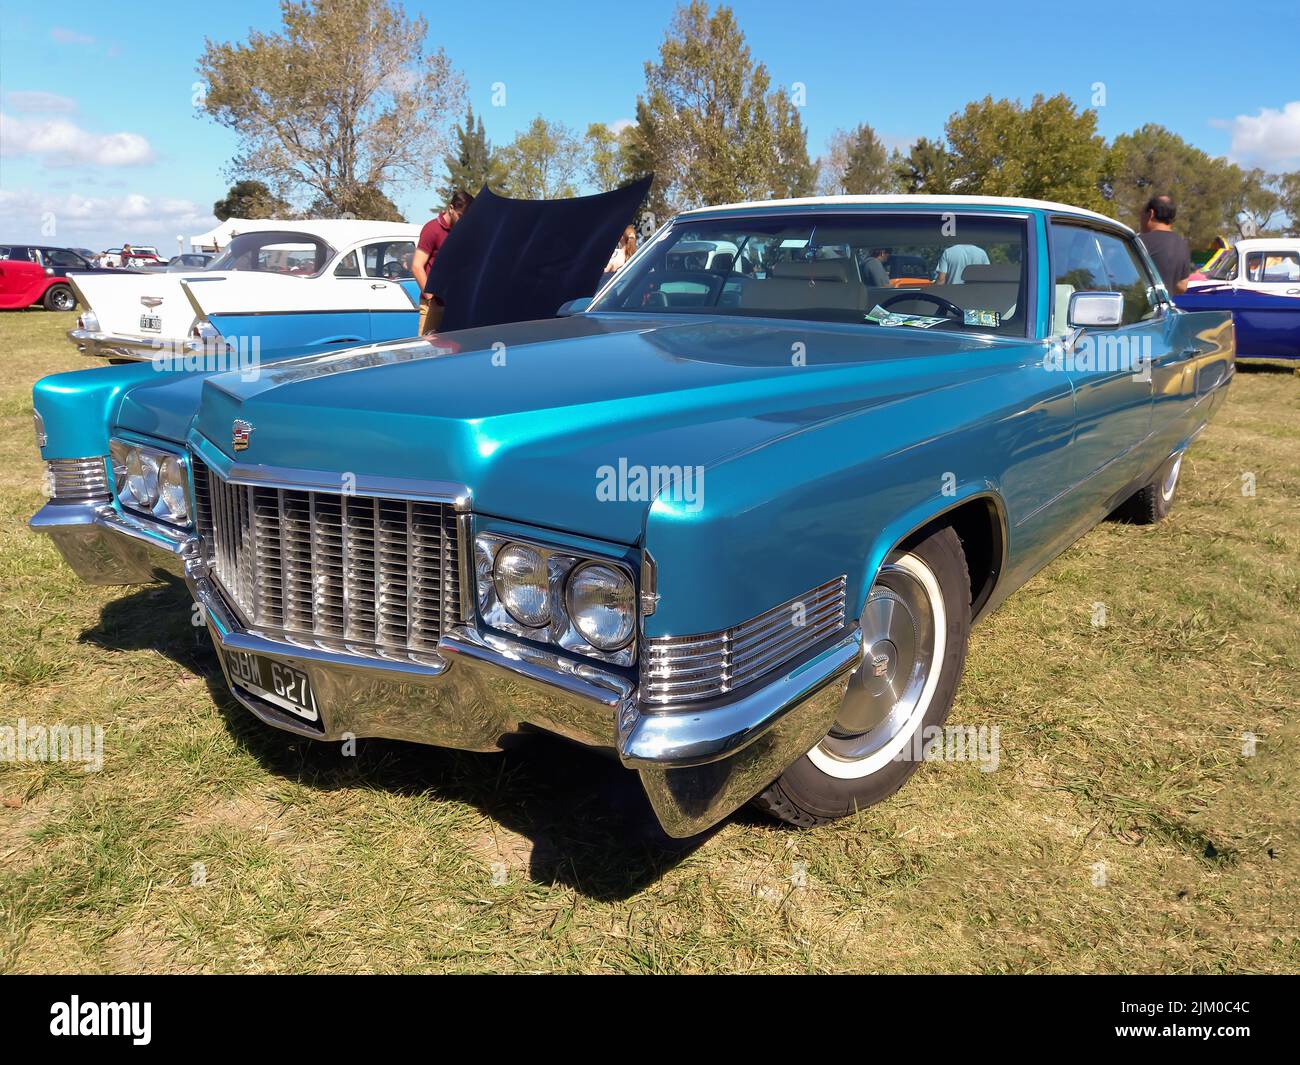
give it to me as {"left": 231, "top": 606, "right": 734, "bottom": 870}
{"left": 139, "top": 314, "right": 162, "bottom": 332}
{"left": 224, "top": 650, "right": 319, "bottom": 723}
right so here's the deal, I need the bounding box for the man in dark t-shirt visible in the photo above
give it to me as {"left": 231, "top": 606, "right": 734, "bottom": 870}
{"left": 1137, "top": 194, "right": 1192, "bottom": 295}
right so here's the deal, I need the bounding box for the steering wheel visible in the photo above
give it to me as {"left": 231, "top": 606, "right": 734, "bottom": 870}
{"left": 877, "top": 291, "right": 966, "bottom": 321}
{"left": 381, "top": 260, "right": 404, "bottom": 279}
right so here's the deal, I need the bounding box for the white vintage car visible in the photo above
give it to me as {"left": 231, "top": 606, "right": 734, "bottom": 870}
{"left": 1189, "top": 236, "right": 1300, "bottom": 295}
{"left": 68, "top": 220, "right": 423, "bottom": 362}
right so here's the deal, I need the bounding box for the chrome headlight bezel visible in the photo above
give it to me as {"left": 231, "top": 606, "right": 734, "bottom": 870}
{"left": 475, "top": 532, "right": 636, "bottom": 666}
{"left": 109, "top": 437, "right": 191, "bottom": 526}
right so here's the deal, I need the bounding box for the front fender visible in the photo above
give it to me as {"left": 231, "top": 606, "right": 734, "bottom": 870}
{"left": 33, "top": 363, "right": 162, "bottom": 459}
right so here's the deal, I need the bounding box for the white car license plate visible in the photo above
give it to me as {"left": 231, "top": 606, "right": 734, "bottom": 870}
{"left": 224, "top": 650, "right": 319, "bottom": 723}
{"left": 139, "top": 314, "right": 162, "bottom": 332}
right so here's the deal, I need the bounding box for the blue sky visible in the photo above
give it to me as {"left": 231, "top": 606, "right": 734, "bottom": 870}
{"left": 2, "top": 0, "right": 1298, "bottom": 251}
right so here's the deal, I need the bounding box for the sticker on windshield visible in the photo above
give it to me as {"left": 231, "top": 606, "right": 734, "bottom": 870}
{"left": 963, "top": 309, "right": 1001, "bottom": 328}
{"left": 865, "top": 304, "right": 948, "bottom": 329}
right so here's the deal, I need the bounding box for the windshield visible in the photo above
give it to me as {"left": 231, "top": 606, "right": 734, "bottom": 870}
{"left": 592, "top": 212, "right": 1031, "bottom": 336}
{"left": 209, "top": 230, "right": 336, "bottom": 277}
{"left": 1201, "top": 248, "right": 1237, "bottom": 281}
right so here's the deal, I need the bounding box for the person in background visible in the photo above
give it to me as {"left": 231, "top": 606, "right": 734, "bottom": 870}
{"left": 935, "top": 241, "right": 989, "bottom": 284}
{"left": 862, "top": 247, "right": 891, "bottom": 287}
{"left": 120, "top": 243, "right": 133, "bottom": 268}
{"left": 604, "top": 226, "right": 637, "bottom": 275}
{"left": 412, "top": 189, "right": 474, "bottom": 334}
{"left": 1137, "top": 194, "right": 1192, "bottom": 295}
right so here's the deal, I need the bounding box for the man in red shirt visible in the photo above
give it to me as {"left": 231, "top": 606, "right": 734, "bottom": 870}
{"left": 412, "top": 189, "right": 474, "bottom": 334}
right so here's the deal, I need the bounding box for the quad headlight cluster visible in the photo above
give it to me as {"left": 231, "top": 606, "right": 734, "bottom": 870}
{"left": 474, "top": 533, "right": 637, "bottom": 665}
{"left": 109, "top": 439, "right": 190, "bottom": 525}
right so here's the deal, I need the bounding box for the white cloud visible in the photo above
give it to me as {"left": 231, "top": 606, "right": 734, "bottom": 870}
{"left": 50, "top": 27, "right": 95, "bottom": 45}
{"left": 0, "top": 113, "right": 155, "bottom": 167}
{"left": 0, "top": 188, "right": 216, "bottom": 252}
{"left": 1215, "top": 100, "right": 1300, "bottom": 170}
{"left": 608, "top": 118, "right": 635, "bottom": 134}
{"left": 5, "top": 91, "right": 77, "bottom": 114}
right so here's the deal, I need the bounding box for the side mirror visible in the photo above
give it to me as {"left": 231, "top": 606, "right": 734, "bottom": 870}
{"left": 1067, "top": 291, "right": 1123, "bottom": 329}
{"left": 556, "top": 296, "right": 593, "bottom": 318}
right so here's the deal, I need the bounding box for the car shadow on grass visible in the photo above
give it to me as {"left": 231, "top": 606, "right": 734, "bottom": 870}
{"left": 80, "top": 576, "right": 711, "bottom": 900}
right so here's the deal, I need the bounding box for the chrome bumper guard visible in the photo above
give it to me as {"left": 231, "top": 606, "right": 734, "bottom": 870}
{"left": 31, "top": 502, "right": 862, "bottom": 837}
{"left": 69, "top": 327, "right": 199, "bottom": 362}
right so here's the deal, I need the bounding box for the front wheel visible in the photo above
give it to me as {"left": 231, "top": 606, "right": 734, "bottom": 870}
{"left": 43, "top": 284, "right": 76, "bottom": 312}
{"left": 752, "top": 526, "right": 971, "bottom": 827}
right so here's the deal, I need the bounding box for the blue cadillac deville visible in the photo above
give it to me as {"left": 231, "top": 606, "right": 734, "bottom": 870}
{"left": 30, "top": 195, "right": 1235, "bottom": 837}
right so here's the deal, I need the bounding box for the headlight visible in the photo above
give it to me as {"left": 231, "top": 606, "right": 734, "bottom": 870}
{"left": 475, "top": 532, "right": 637, "bottom": 665}
{"left": 493, "top": 543, "right": 551, "bottom": 627}
{"left": 565, "top": 562, "right": 635, "bottom": 650}
{"left": 110, "top": 439, "right": 190, "bottom": 524}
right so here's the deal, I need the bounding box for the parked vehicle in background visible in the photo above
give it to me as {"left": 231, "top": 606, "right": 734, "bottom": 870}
{"left": 148, "top": 253, "right": 216, "bottom": 272}
{"left": 1187, "top": 237, "right": 1300, "bottom": 294}
{"left": 0, "top": 244, "right": 107, "bottom": 309}
{"left": 31, "top": 195, "right": 1236, "bottom": 838}
{"left": 1176, "top": 236, "right": 1300, "bottom": 360}
{"left": 68, "top": 220, "right": 422, "bottom": 362}
{"left": 0, "top": 257, "right": 80, "bottom": 310}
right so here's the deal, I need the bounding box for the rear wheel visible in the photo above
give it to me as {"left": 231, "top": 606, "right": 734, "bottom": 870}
{"left": 1113, "top": 452, "right": 1182, "bottom": 525}
{"left": 752, "top": 526, "right": 971, "bottom": 827}
{"left": 43, "top": 284, "right": 76, "bottom": 312}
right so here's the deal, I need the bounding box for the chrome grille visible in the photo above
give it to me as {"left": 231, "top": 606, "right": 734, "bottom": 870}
{"left": 643, "top": 576, "right": 847, "bottom": 706}
{"left": 46, "top": 456, "right": 110, "bottom": 503}
{"left": 192, "top": 457, "right": 461, "bottom": 663}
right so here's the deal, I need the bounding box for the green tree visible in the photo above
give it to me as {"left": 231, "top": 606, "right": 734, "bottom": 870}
{"left": 819, "top": 124, "right": 895, "bottom": 195}
{"left": 497, "top": 116, "right": 584, "bottom": 199}
{"left": 1233, "top": 168, "right": 1283, "bottom": 237}
{"left": 213, "top": 179, "right": 290, "bottom": 221}
{"left": 198, "top": 0, "right": 464, "bottom": 215}
{"left": 439, "top": 103, "right": 502, "bottom": 200}
{"left": 1280, "top": 171, "right": 1300, "bottom": 236}
{"left": 1105, "top": 124, "right": 1248, "bottom": 251}
{"left": 632, "top": 1, "right": 811, "bottom": 210}
{"left": 945, "top": 94, "right": 1106, "bottom": 209}
{"left": 894, "top": 137, "right": 954, "bottom": 194}
{"left": 584, "top": 122, "right": 634, "bottom": 192}
{"left": 306, "top": 184, "right": 404, "bottom": 221}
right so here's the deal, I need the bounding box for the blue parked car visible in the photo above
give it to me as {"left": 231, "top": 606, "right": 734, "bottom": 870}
{"left": 31, "top": 195, "right": 1235, "bottom": 837}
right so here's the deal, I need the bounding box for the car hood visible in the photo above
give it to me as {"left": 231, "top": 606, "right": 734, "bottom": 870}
{"left": 192, "top": 313, "right": 1013, "bottom": 543}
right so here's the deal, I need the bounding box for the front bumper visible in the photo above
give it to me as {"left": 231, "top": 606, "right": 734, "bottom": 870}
{"left": 68, "top": 327, "right": 198, "bottom": 362}
{"left": 32, "top": 502, "right": 862, "bottom": 837}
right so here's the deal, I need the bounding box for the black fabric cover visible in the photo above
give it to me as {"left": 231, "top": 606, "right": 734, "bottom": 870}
{"left": 424, "top": 176, "right": 652, "bottom": 332}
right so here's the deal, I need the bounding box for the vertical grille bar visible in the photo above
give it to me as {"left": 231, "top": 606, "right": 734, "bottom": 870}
{"left": 191, "top": 456, "right": 457, "bottom": 662}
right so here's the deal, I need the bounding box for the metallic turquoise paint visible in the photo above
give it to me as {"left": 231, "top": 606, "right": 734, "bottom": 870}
{"left": 32, "top": 202, "right": 1235, "bottom": 652}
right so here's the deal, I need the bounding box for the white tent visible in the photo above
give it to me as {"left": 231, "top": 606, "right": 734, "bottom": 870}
{"left": 187, "top": 217, "right": 297, "bottom": 253}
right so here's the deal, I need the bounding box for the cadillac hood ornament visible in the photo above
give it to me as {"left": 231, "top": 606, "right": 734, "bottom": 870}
{"left": 231, "top": 419, "right": 253, "bottom": 451}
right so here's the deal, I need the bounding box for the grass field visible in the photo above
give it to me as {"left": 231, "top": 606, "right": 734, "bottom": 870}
{"left": 1, "top": 308, "right": 1296, "bottom": 973}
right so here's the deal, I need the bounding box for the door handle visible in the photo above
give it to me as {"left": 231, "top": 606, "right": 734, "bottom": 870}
{"left": 370, "top": 283, "right": 386, "bottom": 290}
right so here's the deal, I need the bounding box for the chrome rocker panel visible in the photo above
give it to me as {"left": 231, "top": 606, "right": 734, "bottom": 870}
{"left": 31, "top": 503, "right": 862, "bottom": 838}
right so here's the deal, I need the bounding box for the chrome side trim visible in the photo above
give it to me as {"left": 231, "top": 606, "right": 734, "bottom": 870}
{"left": 642, "top": 576, "right": 847, "bottom": 705}
{"left": 45, "top": 456, "right": 111, "bottom": 503}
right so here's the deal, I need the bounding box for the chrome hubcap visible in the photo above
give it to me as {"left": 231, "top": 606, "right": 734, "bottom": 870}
{"left": 1161, "top": 455, "right": 1182, "bottom": 502}
{"left": 53, "top": 290, "right": 73, "bottom": 310}
{"left": 817, "top": 558, "right": 938, "bottom": 765}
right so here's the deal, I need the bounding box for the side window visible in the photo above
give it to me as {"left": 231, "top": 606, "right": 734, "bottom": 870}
{"left": 45, "top": 249, "right": 86, "bottom": 269}
{"left": 1245, "top": 250, "right": 1300, "bottom": 282}
{"left": 1050, "top": 225, "right": 1108, "bottom": 333}
{"left": 333, "top": 251, "right": 360, "bottom": 278}
{"left": 1094, "top": 231, "right": 1160, "bottom": 325}
{"left": 363, "top": 241, "right": 415, "bottom": 279}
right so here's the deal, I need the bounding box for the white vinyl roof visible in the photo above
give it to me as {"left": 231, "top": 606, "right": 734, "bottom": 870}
{"left": 1231, "top": 236, "right": 1300, "bottom": 252}
{"left": 680, "top": 194, "right": 1131, "bottom": 233}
